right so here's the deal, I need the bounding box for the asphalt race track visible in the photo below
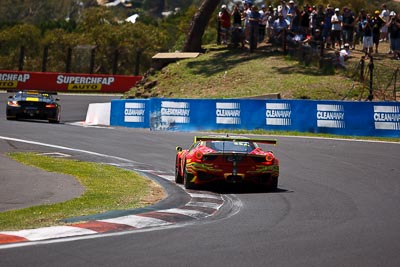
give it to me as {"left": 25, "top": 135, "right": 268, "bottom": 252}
{"left": 1, "top": 92, "right": 400, "bottom": 267}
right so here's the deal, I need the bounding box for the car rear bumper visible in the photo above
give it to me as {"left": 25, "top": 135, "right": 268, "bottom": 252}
{"left": 7, "top": 107, "right": 58, "bottom": 120}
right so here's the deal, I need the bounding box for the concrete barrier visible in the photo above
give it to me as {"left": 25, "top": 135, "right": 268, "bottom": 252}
{"left": 85, "top": 103, "right": 111, "bottom": 126}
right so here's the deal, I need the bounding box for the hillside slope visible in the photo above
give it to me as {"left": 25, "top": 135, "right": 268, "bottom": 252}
{"left": 127, "top": 42, "right": 399, "bottom": 101}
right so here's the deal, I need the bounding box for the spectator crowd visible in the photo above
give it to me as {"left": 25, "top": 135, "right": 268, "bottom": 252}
{"left": 218, "top": 1, "right": 400, "bottom": 63}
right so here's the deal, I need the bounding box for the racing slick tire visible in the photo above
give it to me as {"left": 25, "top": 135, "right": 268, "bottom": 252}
{"left": 175, "top": 156, "right": 183, "bottom": 184}
{"left": 48, "top": 112, "right": 61, "bottom": 123}
{"left": 183, "top": 165, "right": 196, "bottom": 190}
{"left": 6, "top": 111, "right": 16, "bottom": 120}
{"left": 268, "top": 176, "right": 278, "bottom": 191}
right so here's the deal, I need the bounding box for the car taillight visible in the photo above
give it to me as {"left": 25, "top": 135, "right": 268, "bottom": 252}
{"left": 195, "top": 151, "right": 204, "bottom": 160}
{"left": 45, "top": 103, "right": 57, "bottom": 108}
{"left": 8, "top": 100, "right": 20, "bottom": 107}
{"left": 265, "top": 152, "right": 275, "bottom": 165}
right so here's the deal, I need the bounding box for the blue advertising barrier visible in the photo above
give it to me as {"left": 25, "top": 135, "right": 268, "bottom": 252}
{"left": 110, "top": 99, "right": 149, "bottom": 128}
{"left": 110, "top": 98, "right": 400, "bottom": 137}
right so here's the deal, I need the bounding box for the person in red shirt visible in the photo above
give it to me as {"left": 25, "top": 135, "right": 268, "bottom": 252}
{"left": 219, "top": 5, "right": 231, "bottom": 44}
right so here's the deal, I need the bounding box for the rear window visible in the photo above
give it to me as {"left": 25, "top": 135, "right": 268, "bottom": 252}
{"left": 208, "top": 141, "right": 256, "bottom": 153}
{"left": 17, "top": 92, "right": 53, "bottom": 102}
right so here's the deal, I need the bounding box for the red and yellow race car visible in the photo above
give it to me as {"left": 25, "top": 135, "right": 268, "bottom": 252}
{"left": 175, "top": 135, "right": 279, "bottom": 190}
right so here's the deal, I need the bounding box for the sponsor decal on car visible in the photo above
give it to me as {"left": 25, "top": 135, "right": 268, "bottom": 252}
{"left": 25, "top": 97, "right": 39, "bottom": 102}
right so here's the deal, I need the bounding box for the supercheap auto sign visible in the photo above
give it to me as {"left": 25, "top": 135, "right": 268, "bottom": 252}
{"left": 0, "top": 70, "right": 142, "bottom": 93}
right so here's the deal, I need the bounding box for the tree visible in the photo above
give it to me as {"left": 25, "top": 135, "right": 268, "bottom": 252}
{"left": 183, "top": 0, "right": 221, "bottom": 52}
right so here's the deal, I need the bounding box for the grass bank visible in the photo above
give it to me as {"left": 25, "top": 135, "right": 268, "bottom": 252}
{"left": 127, "top": 42, "right": 398, "bottom": 101}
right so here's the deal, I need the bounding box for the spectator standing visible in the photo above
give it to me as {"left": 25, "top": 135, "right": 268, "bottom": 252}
{"left": 361, "top": 14, "right": 374, "bottom": 57}
{"left": 248, "top": 5, "right": 261, "bottom": 52}
{"left": 291, "top": 6, "right": 301, "bottom": 34}
{"left": 218, "top": 5, "right": 231, "bottom": 45}
{"left": 341, "top": 7, "right": 355, "bottom": 49}
{"left": 231, "top": 3, "right": 242, "bottom": 26}
{"left": 242, "top": 2, "right": 251, "bottom": 43}
{"left": 388, "top": 11, "right": 397, "bottom": 54}
{"left": 266, "top": 6, "right": 277, "bottom": 42}
{"left": 331, "top": 8, "right": 343, "bottom": 49}
{"left": 259, "top": 5, "right": 268, "bottom": 42}
{"left": 372, "top": 10, "right": 385, "bottom": 53}
{"left": 300, "top": 5, "right": 310, "bottom": 35}
{"left": 272, "top": 12, "right": 290, "bottom": 44}
{"left": 354, "top": 9, "right": 367, "bottom": 50}
{"left": 387, "top": 12, "right": 400, "bottom": 59}
{"left": 311, "top": 5, "right": 325, "bottom": 34}
{"left": 231, "top": 3, "right": 245, "bottom": 48}
{"left": 380, "top": 4, "right": 390, "bottom": 42}
{"left": 279, "top": 0, "right": 290, "bottom": 20}
{"left": 323, "top": 5, "right": 334, "bottom": 48}
{"left": 286, "top": 0, "right": 296, "bottom": 23}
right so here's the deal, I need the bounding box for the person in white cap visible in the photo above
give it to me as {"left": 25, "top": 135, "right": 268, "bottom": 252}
{"left": 279, "top": 0, "right": 294, "bottom": 22}
{"left": 218, "top": 5, "right": 231, "bottom": 45}
{"left": 387, "top": 12, "right": 400, "bottom": 59}
{"left": 387, "top": 11, "right": 397, "bottom": 54}
{"left": 380, "top": 4, "right": 390, "bottom": 41}
{"left": 287, "top": 0, "right": 296, "bottom": 23}
{"left": 331, "top": 7, "right": 343, "bottom": 48}
{"left": 340, "top": 43, "right": 351, "bottom": 60}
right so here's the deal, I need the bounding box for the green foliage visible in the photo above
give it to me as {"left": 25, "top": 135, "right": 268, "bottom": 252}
{"left": 0, "top": 24, "right": 40, "bottom": 52}
{"left": 158, "top": 4, "right": 198, "bottom": 51}
{"left": 41, "top": 29, "right": 87, "bottom": 72}
{"left": 0, "top": 2, "right": 207, "bottom": 74}
{"left": 0, "top": 24, "right": 42, "bottom": 70}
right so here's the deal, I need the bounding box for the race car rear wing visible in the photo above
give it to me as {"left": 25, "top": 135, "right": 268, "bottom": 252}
{"left": 7, "top": 89, "right": 58, "bottom": 95}
{"left": 194, "top": 135, "right": 277, "bottom": 145}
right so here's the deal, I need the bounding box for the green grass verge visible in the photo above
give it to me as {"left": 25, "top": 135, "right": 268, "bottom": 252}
{"left": 0, "top": 152, "right": 163, "bottom": 231}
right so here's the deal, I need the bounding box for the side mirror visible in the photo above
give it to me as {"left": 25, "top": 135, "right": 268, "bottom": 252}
{"left": 176, "top": 146, "right": 182, "bottom": 152}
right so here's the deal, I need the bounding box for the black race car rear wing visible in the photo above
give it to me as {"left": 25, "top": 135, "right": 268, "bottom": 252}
{"left": 194, "top": 135, "right": 277, "bottom": 146}
{"left": 7, "top": 89, "right": 58, "bottom": 95}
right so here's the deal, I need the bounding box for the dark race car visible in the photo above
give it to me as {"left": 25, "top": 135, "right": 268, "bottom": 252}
{"left": 6, "top": 90, "right": 61, "bottom": 123}
{"left": 175, "top": 135, "right": 279, "bottom": 190}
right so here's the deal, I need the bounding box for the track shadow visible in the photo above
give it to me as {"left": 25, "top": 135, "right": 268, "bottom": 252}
{"left": 193, "top": 182, "right": 291, "bottom": 195}
{"left": 7, "top": 119, "right": 63, "bottom": 124}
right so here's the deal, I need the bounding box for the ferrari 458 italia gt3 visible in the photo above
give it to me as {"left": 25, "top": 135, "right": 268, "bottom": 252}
{"left": 6, "top": 90, "right": 61, "bottom": 123}
{"left": 175, "top": 135, "right": 279, "bottom": 190}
